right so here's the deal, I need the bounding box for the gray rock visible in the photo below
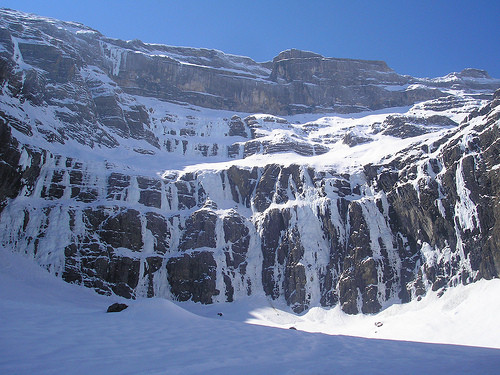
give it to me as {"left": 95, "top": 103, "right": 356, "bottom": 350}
{"left": 167, "top": 251, "right": 219, "bottom": 304}
{"left": 106, "top": 303, "right": 128, "bottom": 312}
{"left": 179, "top": 208, "right": 218, "bottom": 251}
{"left": 100, "top": 209, "right": 144, "bottom": 252}
{"left": 381, "top": 115, "right": 458, "bottom": 139}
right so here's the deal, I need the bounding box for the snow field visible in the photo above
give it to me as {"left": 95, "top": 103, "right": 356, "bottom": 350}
{"left": 1, "top": 247, "right": 500, "bottom": 375}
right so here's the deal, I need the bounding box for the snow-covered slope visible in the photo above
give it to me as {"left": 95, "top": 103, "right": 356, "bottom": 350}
{"left": 1, "top": 246, "right": 500, "bottom": 375}
{"left": 0, "top": 8, "right": 499, "bottom": 317}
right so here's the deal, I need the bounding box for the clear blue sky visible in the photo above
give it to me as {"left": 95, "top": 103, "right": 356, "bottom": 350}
{"left": 2, "top": 0, "right": 499, "bottom": 78}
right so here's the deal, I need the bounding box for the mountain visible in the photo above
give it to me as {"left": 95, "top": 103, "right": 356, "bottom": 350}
{"left": 0, "top": 8, "right": 499, "bottom": 315}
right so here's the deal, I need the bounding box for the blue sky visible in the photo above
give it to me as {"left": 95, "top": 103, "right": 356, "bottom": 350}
{"left": 2, "top": 0, "right": 499, "bottom": 78}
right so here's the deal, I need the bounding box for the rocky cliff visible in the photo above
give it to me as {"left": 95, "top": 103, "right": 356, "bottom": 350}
{"left": 0, "top": 8, "right": 499, "bottom": 314}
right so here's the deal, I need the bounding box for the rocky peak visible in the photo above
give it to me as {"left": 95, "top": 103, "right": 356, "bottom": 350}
{"left": 458, "top": 68, "right": 491, "bottom": 79}
{"left": 272, "top": 49, "right": 325, "bottom": 62}
{"left": 269, "top": 48, "right": 397, "bottom": 86}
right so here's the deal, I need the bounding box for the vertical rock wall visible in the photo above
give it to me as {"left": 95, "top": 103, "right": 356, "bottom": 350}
{"left": 2, "top": 94, "right": 498, "bottom": 314}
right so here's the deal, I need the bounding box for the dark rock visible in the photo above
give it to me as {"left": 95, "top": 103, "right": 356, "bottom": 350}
{"left": 107, "top": 173, "right": 130, "bottom": 201}
{"left": 228, "top": 116, "right": 249, "bottom": 138}
{"left": 338, "top": 202, "right": 384, "bottom": 314}
{"left": 253, "top": 164, "right": 281, "bottom": 212}
{"left": 382, "top": 115, "right": 457, "bottom": 139}
{"left": 244, "top": 138, "right": 329, "bottom": 157}
{"left": 223, "top": 211, "right": 250, "bottom": 268}
{"left": 343, "top": 132, "right": 372, "bottom": 147}
{"left": 179, "top": 209, "right": 218, "bottom": 250}
{"left": 0, "top": 121, "right": 22, "bottom": 211}
{"left": 167, "top": 251, "right": 219, "bottom": 304}
{"left": 227, "top": 143, "right": 241, "bottom": 158}
{"left": 100, "top": 209, "right": 144, "bottom": 252}
{"left": 175, "top": 181, "right": 197, "bottom": 209}
{"left": 145, "top": 212, "right": 170, "bottom": 254}
{"left": 225, "top": 166, "right": 258, "bottom": 207}
{"left": 261, "top": 208, "right": 287, "bottom": 299}
{"left": 106, "top": 303, "right": 128, "bottom": 313}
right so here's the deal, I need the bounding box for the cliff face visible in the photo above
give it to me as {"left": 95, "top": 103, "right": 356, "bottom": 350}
{"left": 0, "top": 9, "right": 499, "bottom": 314}
{"left": 1, "top": 9, "right": 497, "bottom": 118}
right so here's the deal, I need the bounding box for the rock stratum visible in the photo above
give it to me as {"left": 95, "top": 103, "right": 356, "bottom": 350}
{"left": 0, "top": 8, "right": 499, "bottom": 314}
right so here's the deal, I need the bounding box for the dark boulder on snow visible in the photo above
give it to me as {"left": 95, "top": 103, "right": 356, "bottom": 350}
{"left": 106, "top": 303, "right": 128, "bottom": 313}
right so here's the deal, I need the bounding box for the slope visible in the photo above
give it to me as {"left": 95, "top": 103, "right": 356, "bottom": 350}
{"left": 1, "top": 245, "right": 500, "bottom": 375}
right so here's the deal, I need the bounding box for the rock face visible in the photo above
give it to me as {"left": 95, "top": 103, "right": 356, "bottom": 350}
{"left": 0, "top": 9, "right": 500, "bottom": 314}
{"left": 1, "top": 10, "right": 498, "bottom": 120}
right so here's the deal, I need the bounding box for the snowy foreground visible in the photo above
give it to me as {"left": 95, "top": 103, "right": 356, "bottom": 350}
{"left": 1, "top": 247, "right": 499, "bottom": 375}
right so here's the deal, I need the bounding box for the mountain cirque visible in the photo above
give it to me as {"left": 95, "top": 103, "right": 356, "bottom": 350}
{"left": 0, "top": 8, "right": 499, "bottom": 314}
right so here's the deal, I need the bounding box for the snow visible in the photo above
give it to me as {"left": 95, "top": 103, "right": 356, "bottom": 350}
{"left": 429, "top": 72, "right": 500, "bottom": 85}
{"left": 10, "top": 36, "right": 35, "bottom": 72}
{"left": 247, "top": 276, "right": 500, "bottom": 349}
{"left": 454, "top": 157, "right": 481, "bottom": 232}
{"left": 1, "top": 84, "right": 443, "bottom": 179}
{"left": 1, "top": 246, "right": 500, "bottom": 375}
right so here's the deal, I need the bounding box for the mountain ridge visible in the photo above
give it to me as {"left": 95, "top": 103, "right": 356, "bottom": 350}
{"left": 2, "top": 8, "right": 499, "bottom": 116}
